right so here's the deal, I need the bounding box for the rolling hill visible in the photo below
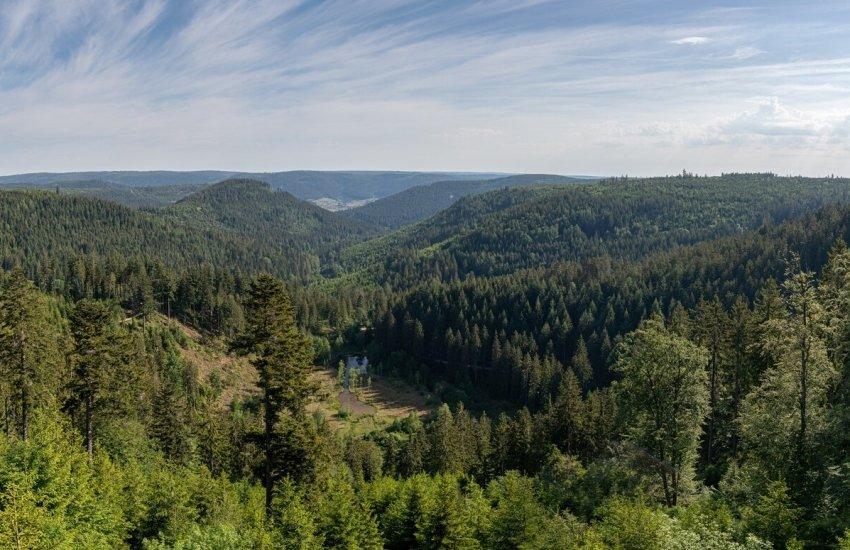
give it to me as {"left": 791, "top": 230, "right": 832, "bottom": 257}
{"left": 0, "top": 179, "right": 204, "bottom": 208}
{"left": 161, "top": 179, "right": 381, "bottom": 263}
{"left": 0, "top": 179, "right": 382, "bottom": 280}
{"left": 340, "top": 173, "right": 850, "bottom": 288}
{"left": 0, "top": 170, "right": 505, "bottom": 204}
{"left": 343, "top": 174, "right": 590, "bottom": 229}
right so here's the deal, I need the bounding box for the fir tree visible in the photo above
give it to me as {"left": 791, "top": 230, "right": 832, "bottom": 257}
{"left": 68, "top": 299, "right": 128, "bottom": 458}
{"left": 231, "top": 273, "right": 315, "bottom": 515}
{"left": 0, "top": 271, "right": 62, "bottom": 440}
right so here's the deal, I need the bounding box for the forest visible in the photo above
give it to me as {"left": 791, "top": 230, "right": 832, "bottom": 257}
{"left": 3, "top": 172, "right": 850, "bottom": 548}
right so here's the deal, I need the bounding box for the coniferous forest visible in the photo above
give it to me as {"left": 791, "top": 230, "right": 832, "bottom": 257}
{"left": 2, "top": 171, "right": 850, "bottom": 549}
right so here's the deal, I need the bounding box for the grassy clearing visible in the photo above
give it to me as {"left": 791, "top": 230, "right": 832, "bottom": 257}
{"left": 165, "top": 316, "right": 434, "bottom": 433}
{"left": 307, "top": 366, "right": 435, "bottom": 436}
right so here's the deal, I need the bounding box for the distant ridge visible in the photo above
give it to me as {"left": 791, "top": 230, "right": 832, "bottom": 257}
{"left": 0, "top": 170, "right": 507, "bottom": 203}
{"left": 163, "top": 178, "right": 380, "bottom": 260}
{"left": 343, "top": 174, "right": 593, "bottom": 229}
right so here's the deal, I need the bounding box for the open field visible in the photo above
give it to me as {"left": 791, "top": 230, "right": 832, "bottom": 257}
{"left": 307, "top": 366, "right": 434, "bottom": 435}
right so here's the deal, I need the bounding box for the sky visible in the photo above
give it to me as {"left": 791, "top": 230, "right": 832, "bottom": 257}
{"left": 2, "top": 0, "right": 850, "bottom": 176}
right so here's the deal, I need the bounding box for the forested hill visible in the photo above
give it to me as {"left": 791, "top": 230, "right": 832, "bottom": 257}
{"left": 343, "top": 174, "right": 588, "bottom": 229}
{"left": 162, "top": 179, "right": 380, "bottom": 262}
{"left": 342, "top": 173, "right": 850, "bottom": 288}
{"left": 0, "top": 181, "right": 380, "bottom": 280}
{"left": 0, "top": 170, "right": 504, "bottom": 203}
{"left": 367, "top": 201, "right": 850, "bottom": 405}
{"left": 8, "top": 174, "right": 850, "bottom": 546}
{"left": 0, "top": 179, "right": 204, "bottom": 208}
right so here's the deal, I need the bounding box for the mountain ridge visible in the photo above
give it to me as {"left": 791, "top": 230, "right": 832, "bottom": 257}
{"left": 343, "top": 173, "right": 591, "bottom": 228}
{"left": 0, "top": 170, "right": 510, "bottom": 203}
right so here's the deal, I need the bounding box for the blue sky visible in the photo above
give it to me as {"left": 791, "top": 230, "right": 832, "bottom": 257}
{"left": 2, "top": 0, "right": 850, "bottom": 175}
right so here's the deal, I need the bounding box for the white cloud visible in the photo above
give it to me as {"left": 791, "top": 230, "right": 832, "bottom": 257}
{"left": 728, "top": 46, "right": 763, "bottom": 60}
{"left": 687, "top": 98, "right": 850, "bottom": 153}
{"left": 670, "top": 36, "right": 710, "bottom": 45}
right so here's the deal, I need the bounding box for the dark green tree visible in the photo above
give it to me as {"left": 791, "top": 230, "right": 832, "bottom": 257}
{"left": 68, "top": 299, "right": 128, "bottom": 458}
{"left": 0, "top": 271, "right": 62, "bottom": 440}
{"left": 614, "top": 316, "right": 708, "bottom": 506}
{"left": 231, "top": 273, "right": 314, "bottom": 514}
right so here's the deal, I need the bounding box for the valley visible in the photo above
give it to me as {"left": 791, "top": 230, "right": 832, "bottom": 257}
{"left": 4, "top": 169, "right": 850, "bottom": 548}
{"left": 7, "top": 2, "right": 849, "bottom": 547}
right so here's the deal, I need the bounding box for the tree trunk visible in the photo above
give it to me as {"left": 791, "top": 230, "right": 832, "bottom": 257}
{"left": 264, "top": 389, "right": 274, "bottom": 516}
{"left": 799, "top": 339, "right": 809, "bottom": 457}
{"left": 85, "top": 393, "right": 94, "bottom": 460}
{"left": 20, "top": 385, "right": 27, "bottom": 441}
{"left": 660, "top": 471, "right": 672, "bottom": 507}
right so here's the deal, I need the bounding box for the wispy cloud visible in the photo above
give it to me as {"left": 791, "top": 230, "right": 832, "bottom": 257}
{"left": 671, "top": 36, "right": 710, "bottom": 45}
{"left": 729, "top": 46, "right": 763, "bottom": 60}
{"left": 1, "top": 1, "right": 850, "bottom": 175}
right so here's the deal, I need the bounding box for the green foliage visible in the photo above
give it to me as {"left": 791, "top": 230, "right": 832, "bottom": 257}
{"left": 0, "top": 410, "right": 125, "bottom": 548}
{"left": 613, "top": 317, "right": 709, "bottom": 506}
{"left": 741, "top": 481, "right": 803, "bottom": 549}
{"left": 313, "top": 474, "right": 381, "bottom": 549}
{"left": 345, "top": 174, "right": 584, "bottom": 229}
{"left": 0, "top": 270, "right": 64, "bottom": 439}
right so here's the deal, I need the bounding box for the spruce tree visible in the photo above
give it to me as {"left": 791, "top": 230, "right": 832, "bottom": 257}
{"left": 231, "top": 273, "right": 314, "bottom": 515}
{"left": 0, "top": 271, "right": 61, "bottom": 440}
{"left": 68, "top": 299, "right": 127, "bottom": 458}
{"left": 693, "top": 298, "right": 728, "bottom": 475}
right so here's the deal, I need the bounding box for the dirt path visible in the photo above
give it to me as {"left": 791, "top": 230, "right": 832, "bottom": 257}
{"left": 338, "top": 390, "right": 376, "bottom": 415}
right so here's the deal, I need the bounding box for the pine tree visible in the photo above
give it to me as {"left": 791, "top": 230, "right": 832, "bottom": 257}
{"left": 693, "top": 298, "right": 728, "bottom": 475}
{"left": 726, "top": 297, "right": 754, "bottom": 460}
{"left": 740, "top": 262, "right": 837, "bottom": 503}
{"left": 571, "top": 336, "right": 592, "bottom": 384}
{"left": 429, "top": 404, "right": 459, "bottom": 474}
{"left": 148, "top": 354, "right": 193, "bottom": 464}
{"left": 68, "top": 299, "right": 128, "bottom": 458}
{"left": 0, "top": 271, "right": 62, "bottom": 440}
{"left": 231, "top": 273, "right": 314, "bottom": 515}
{"left": 551, "top": 368, "right": 584, "bottom": 456}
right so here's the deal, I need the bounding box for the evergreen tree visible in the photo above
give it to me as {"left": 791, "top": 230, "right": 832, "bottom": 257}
{"left": 68, "top": 299, "right": 128, "bottom": 458}
{"left": 693, "top": 298, "right": 728, "bottom": 478}
{"left": 740, "top": 262, "right": 837, "bottom": 506}
{"left": 571, "top": 336, "right": 592, "bottom": 385}
{"left": 231, "top": 273, "right": 315, "bottom": 515}
{"left": 0, "top": 271, "right": 62, "bottom": 440}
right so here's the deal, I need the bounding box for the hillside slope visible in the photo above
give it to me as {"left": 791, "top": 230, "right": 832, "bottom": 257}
{"left": 163, "top": 179, "right": 380, "bottom": 263}
{"left": 0, "top": 179, "right": 204, "bottom": 208}
{"left": 0, "top": 180, "right": 380, "bottom": 279}
{"left": 0, "top": 170, "right": 503, "bottom": 203}
{"left": 342, "top": 173, "right": 850, "bottom": 288}
{"left": 343, "top": 174, "right": 588, "bottom": 229}
{"left": 0, "top": 189, "right": 293, "bottom": 275}
{"left": 367, "top": 200, "right": 850, "bottom": 403}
